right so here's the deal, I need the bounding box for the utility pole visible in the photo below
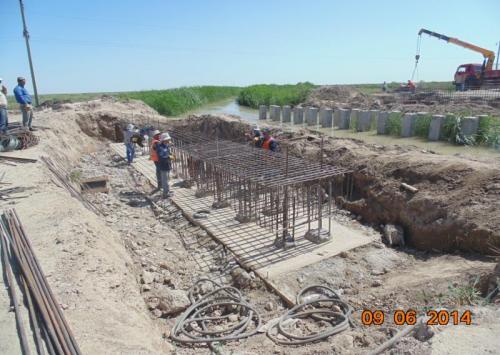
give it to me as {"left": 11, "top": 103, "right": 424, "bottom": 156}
{"left": 18, "top": 0, "right": 39, "bottom": 106}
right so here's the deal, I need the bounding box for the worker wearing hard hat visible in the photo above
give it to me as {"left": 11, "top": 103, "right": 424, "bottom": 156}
{"left": 149, "top": 129, "right": 162, "bottom": 190}
{"left": 156, "top": 132, "right": 174, "bottom": 198}
{"left": 261, "top": 128, "right": 278, "bottom": 152}
{"left": 123, "top": 123, "right": 136, "bottom": 164}
{"left": 252, "top": 126, "right": 264, "bottom": 148}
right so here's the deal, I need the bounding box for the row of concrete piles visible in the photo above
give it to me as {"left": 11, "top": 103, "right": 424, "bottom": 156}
{"left": 259, "top": 105, "right": 484, "bottom": 141}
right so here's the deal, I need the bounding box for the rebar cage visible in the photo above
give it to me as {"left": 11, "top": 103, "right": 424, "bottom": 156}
{"left": 169, "top": 129, "right": 353, "bottom": 248}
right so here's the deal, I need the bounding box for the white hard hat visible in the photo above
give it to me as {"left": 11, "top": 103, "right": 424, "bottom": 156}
{"left": 152, "top": 129, "right": 161, "bottom": 136}
{"left": 126, "top": 123, "right": 134, "bottom": 131}
{"left": 160, "top": 133, "right": 171, "bottom": 141}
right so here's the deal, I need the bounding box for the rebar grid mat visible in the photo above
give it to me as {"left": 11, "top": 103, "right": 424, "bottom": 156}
{"left": 168, "top": 129, "right": 354, "bottom": 246}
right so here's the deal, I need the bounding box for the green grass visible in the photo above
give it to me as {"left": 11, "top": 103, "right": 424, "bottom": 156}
{"left": 477, "top": 115, "right": 500, "bottom": 147}
{"left": 414, "top": 113, "right": 433, "bottom": 138}
{"left": 386, "top": 111, "right": 403, "bottom": 136}
{"left": 237, "top": 82, "right": 315, "bottom": 108}
{"left": 7, "top": 87, "right": 241, "bottom": 116}
{"left": 119, "top": 86, "right": 241, "bottom": 116}
{"left": 349, "top": 111, "right": 358, "bottom": 132}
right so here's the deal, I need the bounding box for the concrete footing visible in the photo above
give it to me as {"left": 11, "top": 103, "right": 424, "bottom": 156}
{"left": 293, "top": 107, "right": 304, "bottom": 124}
{"left": 305, "top": 107, "right": 319, "bottom": 126}
{"left": 377, "top": 111, "right": 389, "bottom": 134}
{"left": 270, "top": 105, "right": 281, "bottom": 122}
{"left": 357, "top": 110, "right": 372, "bottom": 131}
{"left": 320, "top": 108, "right": 333, "bottom": 128}
{"left": 401, "top": 113, "right": 417, "bottom": 137}
{"left": 428, "top": 115, "right": 445, "bottom": 141}
{"left": 259, "top": 105, "right": 267, "bottom": 120}
{"left": 349, "top": 109, "right": 360, "bottom": 130}
{"left": 282, "top": 105, "right": 291, "bottom": 123}
{"left": 338, "top": 109, "right": 350, "bottom": 129}
{"left": 370, "top": 110, "right": 379, "bottom": 130}
{"left": 333, "top": 109, "right": 341, "bottom": 127}
{"left": 461, "top": 116, "right": 479, "bottom": 136}
{"left": 304, "top": 228, "right": 331, "bottom": 244}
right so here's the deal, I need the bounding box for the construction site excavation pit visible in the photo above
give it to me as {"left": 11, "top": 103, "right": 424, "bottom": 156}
{"left": 1, "top": 99, "right": 499, "bottom": 355}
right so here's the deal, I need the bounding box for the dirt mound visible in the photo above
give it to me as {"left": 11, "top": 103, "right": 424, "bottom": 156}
{"left": 175, "top": 115, "right": 500, "bottom": 254}
{"left": 306, "top": 86, "right": 377, "bottom": 110}
{"left": 38, "top": 98, "right": 168, "bottom": 142}
{"left": 307, "top": 86, "right": 500, "bottom": 116}
{"left": 171, "top": 114, "right": 250, "bottom": 141}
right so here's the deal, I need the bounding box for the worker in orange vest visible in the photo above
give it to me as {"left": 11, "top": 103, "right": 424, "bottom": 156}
{"left": 407, "top": 80, "right": 416, "bottom": 93}
{"left": 261, "top": 128, "right": 278, "bottom": 152}
{"left": 150, "top": 129, "right": 162, "bottom": 190}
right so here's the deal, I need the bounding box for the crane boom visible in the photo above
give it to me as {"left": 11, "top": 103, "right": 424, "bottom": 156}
{"left": 418, "top": 28, "right": 496, "bottom": 71}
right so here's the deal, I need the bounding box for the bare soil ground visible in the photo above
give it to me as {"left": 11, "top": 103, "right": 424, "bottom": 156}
{"left": 1, "top": 99, "right": 499, "bottom": 354}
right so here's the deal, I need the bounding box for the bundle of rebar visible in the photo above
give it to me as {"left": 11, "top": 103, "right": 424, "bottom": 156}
{"left": 266, "top": 285, "right": 352, "bottom": 345}
{"left": 41, "top": 156, "right": 102, "bottom": 215}
{"left": 0, "top": 186, "right": 31, "bottom": 200}
{"left": 0, "top": 131, "right": 39, "bottom": 152}
{"left": 169, "top": 129, "right": 353, "bottom": 246}
{"left": 0, "top": 209, "right": 82, "bottom": 355}
{"left": 171, "top": 278, "right": 261, "bottom": 345}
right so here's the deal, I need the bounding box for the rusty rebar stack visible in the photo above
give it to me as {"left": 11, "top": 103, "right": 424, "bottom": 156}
{"left": 1, "top": 209, "right": 82, "bottom": 355}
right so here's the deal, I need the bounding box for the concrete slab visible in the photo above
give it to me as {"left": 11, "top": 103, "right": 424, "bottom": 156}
{"left": 305, "top": 107, "right": 319, "bottom": 126}
{"left": 259, "top": 105, "right": 267, "bottom": 120}
{"left": 338, "top": 109, "right": 350, "bottom": 129}
{"left": 370, "top": 110, "right": 379, "bottom": 130}
{"left": 349, "top": 109, "right": 360, "bottom": 130}
{"left": 461, "top": 116, "right": 479, "bottom": 136}
{"left": 110, "top": 143, "right": 375, "bottom": 278}
{"left": 377, "top": 111, "right": 389, "bottom": 135}
{"left": 401, "top": 113, "right": 417, "bottom": 137}
{"left": 269, "top": 105, "right": 281, "bottom": 122}
{"left": 357, "top": 110, "right": 372, "bottom": 132}
{"left": 333, "top": 109, "right": 341, "bottom": 128}
{"left": 320, "top": 108, "right": 333, "bottom": 128}
{"left": 282, "top": 105, "right": 291, "bottom": 123}
{"left": 293, "top": 107, "right": 304, "bottom": 124}
{"left": 428, "top": 115, "right": 444, "bottom": 141}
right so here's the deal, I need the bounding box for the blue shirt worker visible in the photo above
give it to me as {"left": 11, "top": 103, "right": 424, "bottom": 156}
{"left": 156, "top": 133, "right": 173, "bottom": 198}
{"left": 13, "top": 77, "right": 34, "bottom": 130}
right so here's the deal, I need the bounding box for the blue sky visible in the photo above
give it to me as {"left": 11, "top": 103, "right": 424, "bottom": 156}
{"left": 2, "top": 0, "right": 499, "bottom": 94}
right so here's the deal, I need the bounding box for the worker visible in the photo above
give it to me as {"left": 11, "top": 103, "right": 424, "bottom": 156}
{"left": 123, "top": 123, "right": 136, "bottom": 164}
{"left": 261, "top": 128, "right": 278, "bottom": 152}
{"left": 13, "top": 77, "right": 34, "bottom": 131}
{"left": 407, "top": 80, "right": 416, "bottom": 93}
{"left": 249, "top": 126, "right": 263, "bottom": 148}
{"left": 382, "top": 81, "right": 387, "bottom": 93}
{"left": 149, "top": 129, "right": 162, "bottom": 190}
{"left": 0, "top": 79, "right": 8, "bottom": 134}
{"left": 156, "top": 132, "right": 173, "bottom": 198}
